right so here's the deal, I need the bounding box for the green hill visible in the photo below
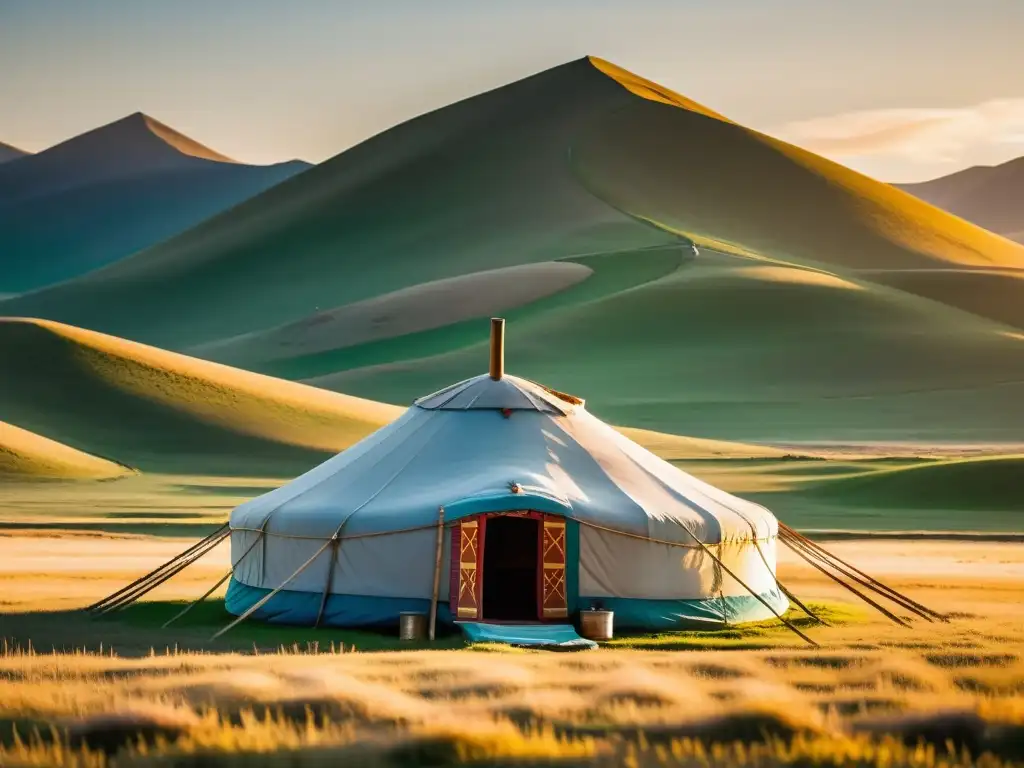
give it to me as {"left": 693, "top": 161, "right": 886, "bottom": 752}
{"left": 0, "top": 318, "right": 400, "bottom": 475}
{"left": 802, "top": 455, "right": 1024, "bottom": 512}
{"left": 316, "top": 253, "right": 1024, "bottom": 442}
{"left": 0, "top": 317, "right": 789, "bottom": 479}
{"left": 3, "top": 57, "right": 1024, "bottom": 444}
{"left": 0, "top": 60, "right": 676, "bottom": 347}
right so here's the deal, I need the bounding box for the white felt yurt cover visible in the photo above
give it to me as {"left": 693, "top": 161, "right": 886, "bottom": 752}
{"left": 226, "top": 373, "right": 788, "bottom": 629}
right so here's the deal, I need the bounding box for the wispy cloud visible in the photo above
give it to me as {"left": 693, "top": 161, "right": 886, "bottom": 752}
{"left": 778, "top": 99, "right": 1024, "bottom": 165}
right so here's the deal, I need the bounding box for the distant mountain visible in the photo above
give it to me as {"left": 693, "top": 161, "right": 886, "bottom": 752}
{"left": 899, "top": 157, "right": 1024, "bottom": 243}
{"left": 4, "top": 57, "right": 1024, "bottom": 445}
{"left": 0, "top": 141, "right": 28, "bottom": 164}
{"left": 0, "top": 113, "right": 310, "bottom": 292}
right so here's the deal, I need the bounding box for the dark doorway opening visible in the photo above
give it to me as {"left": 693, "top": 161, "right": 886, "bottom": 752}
{"left": 482, "top": 516, "right": 539, "bottom": 621}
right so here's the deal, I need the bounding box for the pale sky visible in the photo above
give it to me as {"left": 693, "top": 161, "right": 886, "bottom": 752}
{"left": 1, "top": 0, "right": 1022, "bottom": 182}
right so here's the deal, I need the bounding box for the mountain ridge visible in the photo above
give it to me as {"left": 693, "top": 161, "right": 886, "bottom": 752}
{"left": 898, "top": 155, "right": 1024, "bottom": 245}
{"left": 0, "top": 140, "right": 29, "bottom": 164}
{"left": 0, "top": 113, "right": 311, "bottom": 292}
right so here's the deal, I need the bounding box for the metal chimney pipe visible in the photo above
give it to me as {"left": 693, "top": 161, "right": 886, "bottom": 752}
{"left": 489, "top": 318, "right": 505, "bottom": 380}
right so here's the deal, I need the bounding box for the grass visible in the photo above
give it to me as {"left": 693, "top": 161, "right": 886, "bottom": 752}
{"left": 0, "top": 319, "right": 400, "bottom": 475}
{"left": 213, "top": 244, "right": 685, "bottom": 380}
{"left": 1, "top": 596, "right": 1023, "bottom": 765}
{"left": 318, "top": 250, "right": 1024, "bottom": 443}
{"left": 727, "top": 453, "right": 1024, "bottom": 533}
{"left": 3, "top": 598, "right": 854, "bottom": 657}
{"left": 1, "top": 497, "right": 1023, "bottom": 764}
{"left": 603, "top": 602, "right": 864, "bottom": 651}
{"left": 795, "top": 455, "right": 1024, "bottom": 512}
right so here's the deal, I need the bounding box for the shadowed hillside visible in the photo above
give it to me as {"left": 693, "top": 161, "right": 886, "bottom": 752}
{"left": 3, "top": 57, "right": 1024, "bottom": 443}
{"left": 0, "top": 315, "right": 803, "bottom": 483}
{"left": 0, "top": 319, "right": 399, "bottom": 475}
{"left": 0, "top": 114, "right": 310, "bottom": 292}
{"left": 0, "top": 140, "right": 28, "bottom": 164}
{"left": 803, "top": 455, "right": 1024, "bottom": 512}
{"left": 899, "top": 156, "right": 1024, "bottom": 244}
{"left": 0, "top": 420, "right": 129, "bottom": 479}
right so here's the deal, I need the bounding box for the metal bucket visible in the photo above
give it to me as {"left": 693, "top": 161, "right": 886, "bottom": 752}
{"left": 399, "top": 612, "right": 427, "bottom": 641}
{"left": 580, "top": 609, "right": 614, "bottom": 641}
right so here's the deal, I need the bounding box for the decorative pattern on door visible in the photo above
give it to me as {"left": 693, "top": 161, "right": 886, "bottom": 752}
{"left": 450, "top": 519, "right": 481, "bottom": 619}
{"left": 540, "top": 518, "right": 568, "bottom": 618}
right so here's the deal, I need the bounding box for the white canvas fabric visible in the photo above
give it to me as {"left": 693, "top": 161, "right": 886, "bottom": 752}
{"left": 229, "top": 374, "right": 782, "bottom": 603}
{"left": 414, "top": 373, "right": 576, "bottom": 413}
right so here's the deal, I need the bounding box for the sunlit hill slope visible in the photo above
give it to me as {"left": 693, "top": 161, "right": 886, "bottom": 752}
{"left": 0, "top": 420, "right": 129, "bottom": 480}
{"left": 0, "top": 319, "right": 400, "bottom": 475}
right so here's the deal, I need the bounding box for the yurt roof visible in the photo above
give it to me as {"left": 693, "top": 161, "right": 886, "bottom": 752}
{"left": 414, "top": 374, "right": 584, "bottom": 414}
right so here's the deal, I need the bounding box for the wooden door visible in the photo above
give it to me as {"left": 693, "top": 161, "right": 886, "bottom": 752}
{"left": 450, "top": 518, "right": 482, "bottom": 620}
{"left": 539, "top": 516, "right": 568, "bottom": 619}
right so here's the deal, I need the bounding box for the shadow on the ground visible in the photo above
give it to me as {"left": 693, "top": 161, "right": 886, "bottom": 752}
{"left": 1, "top": 600, "right": 466, "bottom": 657}
{"left": 1, "top": 601, "right": 858, "bottom": 658}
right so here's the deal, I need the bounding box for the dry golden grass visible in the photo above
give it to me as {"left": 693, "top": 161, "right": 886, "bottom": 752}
{"left": 1, "top": 534, "right": 1022, "bottom": 765}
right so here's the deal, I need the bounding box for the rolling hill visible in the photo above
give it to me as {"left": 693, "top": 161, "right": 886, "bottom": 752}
{"left": 0, "top": 113, "right": 310, "bottom": 292}
{"left": 801, "top": 455, "right": 1024, "bottom": 512}
{"left": 0, "top": 420, "right": 129, "bottom": 480}
{"left": 0, "top": 317, "right": 793, "bottom": 480}
{"left": 0, "top": 141, "right": 28, "bottom": 164}
{"left": 3, "top": 56, "right": 1024, "bottom": 445}
{"left": 315, "top": 252, "right": 1024, "bottom": 443}
{"left": 0, "top": 318, "right": 400, "bottom": 475}
{"left": 898, "top": 156, "right": 1024, "bottom": 244}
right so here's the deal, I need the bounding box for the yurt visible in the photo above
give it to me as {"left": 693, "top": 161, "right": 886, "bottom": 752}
{"left": 221, "top": 319, "right": 789, "bottom": 632}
